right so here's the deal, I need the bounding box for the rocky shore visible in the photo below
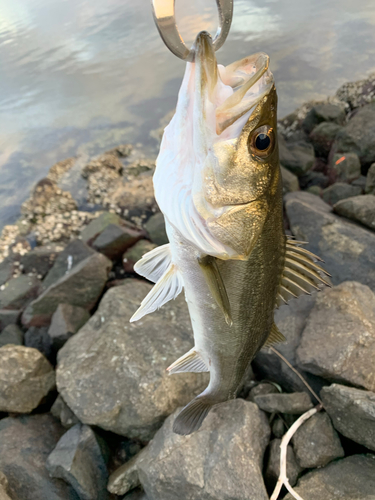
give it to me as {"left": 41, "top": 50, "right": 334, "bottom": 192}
{"left": 0, "top": 72, "right": 374, "bottom": 500}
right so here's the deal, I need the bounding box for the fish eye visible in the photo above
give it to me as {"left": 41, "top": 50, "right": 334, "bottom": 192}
{"left": 248, "top": 125, "right": 275, "bottom": 159}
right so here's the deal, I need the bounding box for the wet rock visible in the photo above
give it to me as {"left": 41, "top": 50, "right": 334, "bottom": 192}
{"left": 321, "top": 384, "right": 375, "bottom": 452}
{"left": 46, "top": 424, "right": 109, "bottom": 500}
{"left": 247, "top": 382, "right": 279, "bottom": 402}
{"left": 24, "top": 326, "right": 53, "bottom": 360}
{"left": 47, "top": 157, "right": 76, "bottom": 183}
{"left": 144, "top": 213, "right": 168, "bottom": 245}
{"left": 0, "top": 414, "right": 79, "bottom": 500}
{"left": 42, "top": 240, "right": 96, "bottom": 290}
{"left": 0, "top": 275, "right": 41, "bottom": 310}
{"left": 56, "top": 279, "right": 207, "bottom": 440}
{"left": 322, "top": 182, "right": 362, "bottom": 205}
{"left": 20, "top": 244, "right": 62, "bottom": 278}
{"left": 365, "top": 163, "right": 375, "bottom": 194}
{"left": 125, "top": 159, "right": 155, "bottom": 177}
{"left": 122, "top": 240, "right": 157, "bottom": 273}
{"left": 83, "top": 153, "right": 123, "bottom": 179}
{"left": 292, "top": 412, "right": 344, "bottom": 468}
{"left": 0, "top": 324, "right": 23, "bottom": 347}
{"left": 330, "top": 152, "right": 361, "bottom": 183}
{"left": 80, "top": 212, "right": 122, "bottom": 245}
{"left": 48, "top": 304, "right": 90, "bottom": 351}
{"left": 310, "top": 122, "right": 343, "bottom": 157}
{"left": 265, "top": 439, "right": 302, "bottom": 489}
{"left": 334, "top": 194, "right": 375, "bottom": 231}
{"left": 51, "top": 395, "right": 81, "bottom": 429}
{"left": 336, "top": 72, "right": 375, "bottom": 109}
{"left": 254, "top": 392, "right": 313, "bottom": 414}
{"left": 279, "top": 137, "right": 315, "bottom": 176}
{"left": 280, "top": 166, "right": 299, "bottom": 193}
{"left": 302, "top": 103, "right": 346, "bottom": 134}
{"left": 92, "top": 223, "right": 143, "bottom": 260}
{"left": 284, "top": 455, "right": 375, "bottom": 500}
{"left": 135, "top": 400, "right": 270, "bottom": 500}
{"left": 0, "top": 309, "right": 20, "bottom": 330}
{"left": 0, "top": 345, "right": 55, "bottom": 412}
{"left": 107, "top": 450, "right": 145, "bottom": 496}
{"left": 297, "top": 281, "right": 375, "bottom": 391}
{"left": 284, "top": 191, "right": 375, "bottom": 290}
{"left": 22, "top": 252, "right": 111, "bottom": 327}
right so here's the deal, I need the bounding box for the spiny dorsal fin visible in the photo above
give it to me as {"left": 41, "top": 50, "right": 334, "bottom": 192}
{"left": 167, "top": 349, "right": 209, "bottom": 374}
{"left": 134, "top": 244, "right": 171, "bottom": 283}
{"left": 198, "top": 255, "right": 232, "bottom": 326}
{"left": 130, "top": 264, "right": 183, "bottom": 322}
{"left": 263, "top": 322, "right": 286, "bottom": 347}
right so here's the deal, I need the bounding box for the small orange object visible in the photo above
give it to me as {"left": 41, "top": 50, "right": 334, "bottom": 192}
{"left": 335, "top": 156, "right": 346, "bottom": 165}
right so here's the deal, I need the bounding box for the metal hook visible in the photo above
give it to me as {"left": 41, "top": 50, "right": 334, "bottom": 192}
{"left": 151, "top": 0, "right": 233, "bottom": 62}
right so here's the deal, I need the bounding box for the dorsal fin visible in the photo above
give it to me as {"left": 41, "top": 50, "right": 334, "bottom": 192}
{"left": 167, "top": 348, "right": 209, "bottom": 374}
{"left": 130, "top": 264, "right": 183, "bottom": 322}
{"left": 263, "top": 322, "right": 286, "bottom": 347}
{"left": 134, "top": 244, "right": 171, "bottom": 283}
{"left": 198, "top": 255, "right": 232, "bottom": 326}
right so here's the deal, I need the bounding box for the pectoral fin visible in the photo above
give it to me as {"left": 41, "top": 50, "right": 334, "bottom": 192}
{"left": 198, "top": 255, "right": 232, "bottom": 326}
{"left": 263, "top": 322, "right": 286, "bottom": 348}
{"left": 167, "top": 348, "right": 208, "bottom": 374}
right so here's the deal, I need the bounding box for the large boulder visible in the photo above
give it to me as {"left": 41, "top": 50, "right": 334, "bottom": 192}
{"left": 297, "top": 282, "right": 375, "bottom": 392}
{"left": 56, "top": 280, "right": 207, "bottom": 440}
{"left": 333, "top": 194, "right": 375, "bottom": 231}
{"left": 309, "top": 122, "right": 343, "bottom": 158}
{"left": 322, "top": 183, "right": 362, "bottom": 206}
{"left": 0, "top": 324, "right": 24, "bottom": 347}
{"left": 302, "top": 103, "right": 346, "bottom": 134}
{"left": 284, "top": 191, "right": 375, "bottom": 291}
{"left": 0, "top": 275, "right": 41, "bottom": 310}
{"left": 20, "top": 244, "right": 62, "bottom": 278}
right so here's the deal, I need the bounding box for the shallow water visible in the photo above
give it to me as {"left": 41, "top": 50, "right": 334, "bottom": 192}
{"left": 0, "top": 0, "right": 375, "bottom": 228}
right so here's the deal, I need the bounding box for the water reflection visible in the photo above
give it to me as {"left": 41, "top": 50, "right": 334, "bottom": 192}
{"left": 0, "top": 0, "right": 374, "bottom": 227}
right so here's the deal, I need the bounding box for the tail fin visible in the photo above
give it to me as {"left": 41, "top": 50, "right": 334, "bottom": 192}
{"left": 173, "top": 396, "right": 217, "bottom": 435}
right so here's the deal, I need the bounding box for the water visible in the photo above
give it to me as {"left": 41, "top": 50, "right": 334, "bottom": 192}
{"left": 1, "top": 0, "right": 375, "bottom": 228}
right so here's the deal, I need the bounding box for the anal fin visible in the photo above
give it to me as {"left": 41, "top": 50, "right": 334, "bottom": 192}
{"left": 167, "top": 349, "right": 208, "bottom": 374}
{"left": 263, "top": 322, "right": 286, "bottom": 348}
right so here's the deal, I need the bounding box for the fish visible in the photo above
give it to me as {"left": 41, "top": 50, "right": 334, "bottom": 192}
{"left": 130, "top": 31, "right": 330, "bottom": 435}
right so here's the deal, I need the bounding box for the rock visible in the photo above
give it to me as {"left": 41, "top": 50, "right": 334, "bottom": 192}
{"left": 0, "top": 256, "right": 17, "bottom": 287}
{"left": 0, "top": 414, "right": 79, "bottom": 500}
{"left": 122, "top": 240, "right": 157, "bottom": 273}
{"left": 248, "top": 382, "right": 279, "bottom": 402}
{"left": 107, "top": 450, "right": 145, "bottom": 496}
{"left": 292, "top": 412, "right": 344, "bottom": 468}
{"left": 144, "top": 213, "right": 168, "bottom": 246}
{"left": 310, "top": 122, "right": 343, "bottom": 157}
{"left": 254, "top": 392, "right": 313, "bottom": 414}
{"left": 0, "top": 345, "right": 55, "bottom": 412}
{"left": 365, "top": 163, "right": 375, "bottom": 194}
{"left": 0, "top": 275, "right": 41, "bottom": 310}
{"left": 352, "top": 174, "right": 367, "bottom": 189}
{"left": 48, "top": 304, "right": 90, "bottom": 352}
{"left": 46, "top": 424, "right": 109, "bottom": 500}
{"left": 0, "top": 309, "right": 20, "bottom": 330}
{"left": 302, "top": 103, "right": 346, "bottom": 134}
{"left": 271, "top": 416, "right": 286, "bottom": 438}
{"left": 279, "top": 137, "right": 315, "bottom": 176}
{"left": 321, "top": 384, "right": 375, "bottom": 452}
{"left": 330, "top": 152, "right": 361, "bottom": 183}
{"left": 284, "top": 191, "right": 375, "bottom": 291}
{"left": 299, "top": 171, "right": 329, "bottom": 189}
{"left": 20, "top": 244, "right": 62, "bottom": 278}
{"left": 47, "top": 157, "right": 76, "bottom": 183}
{"left": 0, "top": 324, "right": 23, "bottom": 347}
{"left": 332, "top": 102, "right": 375, "bottom": 168}
{"left": 56, "top": 279, "right": 207, "bottom": 440}
{"left": 24, "top": 326, "right": 53, "bottom": 360}
{"left": 42, "top": 239, "right": 96, "bottom": 290}
{"left": 134, "top": 399, "right": 270, "bottom": 500}
{"left": 123, "top": 489, "right": 149, "bottom": 500}
{"left": 284, "top": 455, "right": 375, "bottom": 500}
{"left": 297, "top": 281, "right": 375, "bottom": 391}
{"left": 265, "top": 438, "right": 302, "bottom": 489}
{"left": 306, "top": 185, "right": 322, "bottom": 196}
{"left": 82, "top": 153, "right": 123, "bottom": 178}
{"left": 334, "top": 194, "right": 375, "bottom": 231}
{"left": 80, "top": 212, "right": 122, "bottom": 245}
{"left": 280, "top": 166, "right": 299, "bottom": 193}
{"left": 22, "top": 252, "right": 111, "bottom": 327}
{"left": 0, "top": 471, "right": 11, "bottom": 500}
{"left": 92, "top": 223, "right": 143, "bottom": 260}
{"left": 105, "top": 144, "right": 133, "bottom": 158}
{"left": 322, "top": 182, "right": 362, "bottom": 205}
{"left": 336, "top": 72, "right": 375, "bottom": 109}
{"left": 51, "top": 395, "right": 81, "bottom": 429}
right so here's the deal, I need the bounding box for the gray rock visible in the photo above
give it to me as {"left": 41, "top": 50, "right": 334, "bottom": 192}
{"left": 107, "top": 450, "right": 145, "bottom": 496}
{"left": 352, "top": 174, "right": 367, "bottom": 189}
{"left": 80, "top": 212, "right": 121, "bottom": 245}
{"left": 56, "top": 279, "right": 207, "bottom": 440}
{"left": 48, "top": 304, "right": 90, "bottom": 351}
{"left": 0, "top": 324, "right": 23, "bottom": 347}
{"left": 284, "top": 191, "right": 375, "bottom": 291}
{"left": 248, "top": 382, "right": 279, "bottom": 402}
{"left": 305, "top": 185, "right": 322, "bottom": 196}
{"left": 310, "top": 122, "right": 343, "bottom": 157}
{"left": 92, "top": 223, "right": 143, "bottom": 260}
{"left": 136, "top": 399, "right": 270, "bottom": 500}
{"left": 303, "top": 103, "right": 346, "bottom": 134}
{"left": 51, "top": 395, "right": 80, "bottom": 429}
{"left": 330, "top": 152, "right": 361, "bottom": 183}
{"left": 265, "top": 438, "right": 302, "bottom": 489}
{"left": 334, "top": 194, "right": 375, "bottom": 230}
{"left": 321, "top": 384, "right": 375, "bottom": 452}
{"left": 22, "top": 252, "right": 111, "bottom": 327}
{"left": 0, "top": 414, "right": 79, "bottom": 500}
{"left": 123, "top": 490, "right": 149, "bottom": 500}
{"left": 0, "top": 257, "right": 17, "bottom": 287}
{"left": 0, "top": 275, "right": 41, "bottom": 310}
{"left": 20, "top": 244, "right": 62, "bottom": 278}
{"left": 292, "top": 412, "right": 344, "bottom": 468}
{"left": 122, "top": 240, "right": 157, "bottom": 273}
{"left": 0, "top": 310, "right": 20, "bottom": 330}
{"left": 24, "top": 326, "right": 53, "bottom": 360}
{"left": 0, "top": 345, "right": 55, "bottom": 412}
{"left": 284, "top": 455, "right": 375, "bottom": 500}
{"left": 279, "top": 137, "right": 315, "bottom": 177}
{"left": 46, "top": 424, "right": 109, "bottom": 500}
{"left": 144, "top": 213, "right": 168, "bottom": 246}
{"left": 0, "top": 471, "right": 11, "bottom": 500}
{"left": 322, "top": 182, "right": 362, "bottom": 205}
{"left": 365, "top": 163, "right": 375, "bottom": 194}
{"left": 299, "top": 170, "right": 329, "bottom": 189}
{"left": 254, "top": 392, "right": 313, "bottom": 414}
{"left": 280, "top": 166, "right": 299, "bottom": 193}
{"left": 272, "top": 416, "right": 286, "bottom": 438}
{"left": 297, "top": 281, "right": 375, "bottom": 392}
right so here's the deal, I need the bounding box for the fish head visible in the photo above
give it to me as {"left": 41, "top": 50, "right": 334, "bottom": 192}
{"left": 154, "top": 32, "right": 281, "bottom": 260}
